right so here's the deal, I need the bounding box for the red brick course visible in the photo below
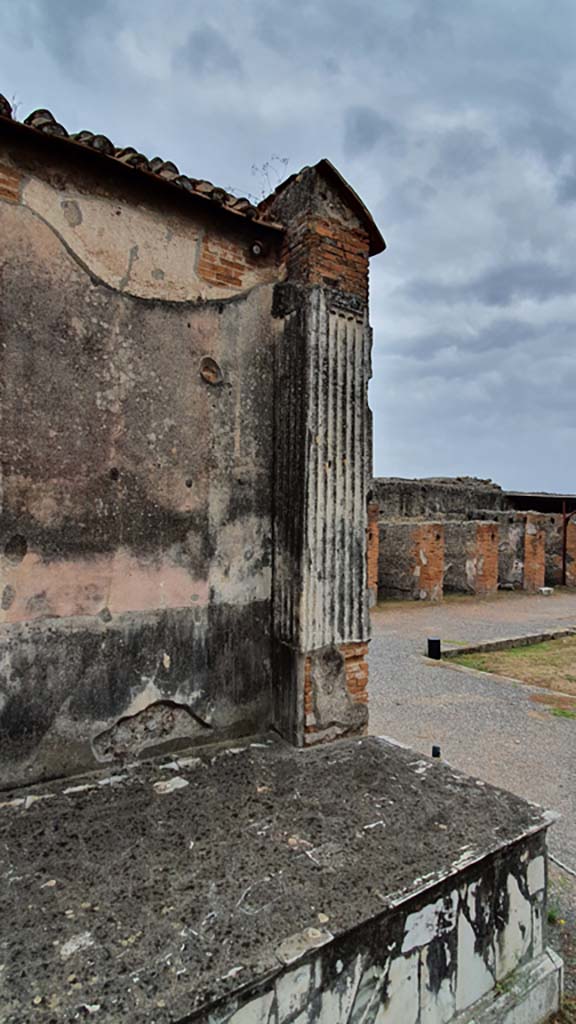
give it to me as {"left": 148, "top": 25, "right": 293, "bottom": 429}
{"left": 282, "top": 214, "right": 369, "bottom": 300}
{"left": 367, "top": 501, "right": 379, "bottom": 604}
{"left": 475, "top": 522, "right": 499, "bottom": 595}
{"left": 411, "top": 523, "right": 444, "bottom": 601}
{"left": 197, "top": 232, "right": 260, "bottom": 289}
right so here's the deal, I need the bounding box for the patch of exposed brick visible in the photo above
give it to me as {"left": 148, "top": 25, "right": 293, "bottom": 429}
{"left": 0, "top": 164, "right": 21, "bottom": 203}
{"left": 282, "top": 214, "right": 369, "bottom": 299}
{"left": 303, "top": 641, "right": 369, "bottom": 742}
{"left": 474, "top": 522, "right": 499, "bottom": 595}
{"left": 523, "top": 514, "right": 546, "bottom": 591}
{"left": 341, "top": 641, "right": 369, "bottom": 706}
{"left": 366, "top": 501, "right": 379, "bottom": 605}
{"left": 197, "top": 232, "right": 261, "bottom": 289}
{"left": 411, "top": 523, "right": 445, "bottom": 601}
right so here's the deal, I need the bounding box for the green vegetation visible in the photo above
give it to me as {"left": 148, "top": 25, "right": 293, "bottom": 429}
{"left": 450, "top": 634, "right": 576, "bottom": 703}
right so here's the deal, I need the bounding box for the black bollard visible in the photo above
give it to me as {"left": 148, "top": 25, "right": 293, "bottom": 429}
{"left": 427, "top": 637, "right": 441, "bottom": 660}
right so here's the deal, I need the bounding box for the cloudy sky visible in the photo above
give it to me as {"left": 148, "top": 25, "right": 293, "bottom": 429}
{"left": 3, "top": 0, "right": 576, "bottom": 491}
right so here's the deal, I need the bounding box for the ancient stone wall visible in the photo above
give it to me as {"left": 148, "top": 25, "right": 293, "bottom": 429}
{"left": 523, "top": 514, "right": 546, "bottom": 592}
{"left": 0, "top": 121, "right": 381, "bottom": 780}
{"left": 444, "top": 521, "right": 499, "bottom": 596}
{"left": 541, "top": 514, "right": 576, "bottom": 586}
{"left": 0, "top": 129, "right": 283, "bottom": 786}
{"left": 373, "top": 476, "right": 506, "bottom": 520}
{"left": 378, "top": 522, "right": 444, "bottom": 601}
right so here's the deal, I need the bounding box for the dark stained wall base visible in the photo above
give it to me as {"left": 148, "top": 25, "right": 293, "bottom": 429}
{"left": 0, "top": 601, "right": 271, "bottom": 789}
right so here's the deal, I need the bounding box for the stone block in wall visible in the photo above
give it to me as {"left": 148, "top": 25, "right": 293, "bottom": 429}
{"left": 543, "top": 514, "right": 564, "bottom": 586}
{"left": 372, "top": 476, "right": 506, "bottom": 520}
{"left": 542, "top": 513, "right": 576, "bottom": 587}
{"left": 378, "top": 521, "right": 444, "bottom": 601}
{"left": 567, "top": 519, "right": 576, "bottom": 586}
{"left": 497, "top": 512, "right": 527, "bottom": 589}
{"left": 444, "top": 521, "right": 499, "bottom": 596}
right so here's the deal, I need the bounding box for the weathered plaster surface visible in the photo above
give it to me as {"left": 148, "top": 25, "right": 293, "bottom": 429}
{"left": 0, "top": 143, "right": 280, "bottom": 786}
{"left": 0, "top": 737, "right": 559, "bottom": 1024}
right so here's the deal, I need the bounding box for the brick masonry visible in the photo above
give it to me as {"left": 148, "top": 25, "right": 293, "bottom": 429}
{"left": 303, "top": 640, "right": 369, "bottom": 743}
{"left": 523, "top": 514, "right": 546, "bottom": 591}
{"left": 378, "top": 521, "right": 444, "bottom": 601}
{"left": 0, "top": 163, "right": 21, "bottom": 203}
{"left": 366, "top": 501, "right": 379, "bottom": 607}
{"left": 279, "top": 214, "right": 370, "bottom": 300}
{"left": 444, "top": 521, "right": 499, "bottom": 596}
{"left": 197, "top": 230, "right": 268, "bottom": 290}
{"left": 475, "top": 522, "right": 499, "bottom": 595}
{"left": 410, "top": 523, "right": 445, "bottom": 601}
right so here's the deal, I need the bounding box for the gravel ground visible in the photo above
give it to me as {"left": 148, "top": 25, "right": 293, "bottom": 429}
{"left": 368, "top": 590, "right": 576, "bottom": 869}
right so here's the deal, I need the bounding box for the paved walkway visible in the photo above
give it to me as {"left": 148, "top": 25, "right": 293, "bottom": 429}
{"left": 368, "top": 591, "right": 576, "bottom": 868}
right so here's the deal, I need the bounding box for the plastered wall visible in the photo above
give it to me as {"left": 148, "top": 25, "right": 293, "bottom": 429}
{"left": 0, "top": 137, "right": 282, "bottom": 786}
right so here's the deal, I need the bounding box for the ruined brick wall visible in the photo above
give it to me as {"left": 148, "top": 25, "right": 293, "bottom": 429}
{"left": 523, "top": 514, "right": 546, "bottom": 591}
{"left": 475, "top": 522, "right": 499, "bottom": 594}
{"left": 378, "top": 522, "right": 444, "bottom": 601}
{"left": 269, "top": 168, "right": 370, "bottom": 301}
{"left": 444, "top": 522, "right": 498, "bottom": 596}
{"left": 0, "top": 129, "right": 283, "bottom": 787}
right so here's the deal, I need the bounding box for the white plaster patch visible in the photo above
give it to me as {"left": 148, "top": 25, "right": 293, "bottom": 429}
{"left": 455, "top": 910, "right": 493, "bottom": 1012}
{"left": 402, "top": 893, "right": 457, "bottom": 953}
{"left": 495, "top": 873, "right": 532, "bottom": 980}
{"left": 226, "top": 990, "right": 275, "bottom": 1023}
{"left": 274, "top": 962, "right": 313, "bottom": 1019}
{"left": 527, "top": 856, "right": 545, "bottom": 895}
{"left": 376, "top": 952, "right": 419, "bottom": 1024}
{"left": 60, "top": 932, "right": 95, "bottom": 960}
{"left": 153, "top": 777, "right": 189, "bottom": 795}
{"left": 315, "top": 953, "right": 364, "bottom": 1023}
{"left": 350, "top": 962, "right": 387, "bottom": 1022}
{"left": 420, "top": 961, "right": 455, "bottom": 1024}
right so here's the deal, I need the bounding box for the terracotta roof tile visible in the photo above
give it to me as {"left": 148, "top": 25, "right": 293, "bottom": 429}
{"left": 0, "top": 95, "right": 265, "bottom": 224}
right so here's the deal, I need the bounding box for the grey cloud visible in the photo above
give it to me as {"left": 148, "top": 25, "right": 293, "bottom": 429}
{"left": 344, "top": 107, "right": 403, "bottom": 157}
{"left": 2, "top": 0, "right": 576, "bottom": 488}
{"left": 382, "top": 178, "right": 437, "bottom": 224}
{"left": 430, "top": 127, "right": 496, "bottom": 179}
{"left": 396, "top": 318, "right": 542, "bottom": 364}
{"left": 556, "top": 165, "right": 576, "bottom": 204}
{"left": 175, "top": 25, "right": 243, "bottom": 78}
{"left": 403, "top": 262, "right": 576, "bottom": 308}
{"left": 7, "top": 0, "right": 114, "bottom": 67}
